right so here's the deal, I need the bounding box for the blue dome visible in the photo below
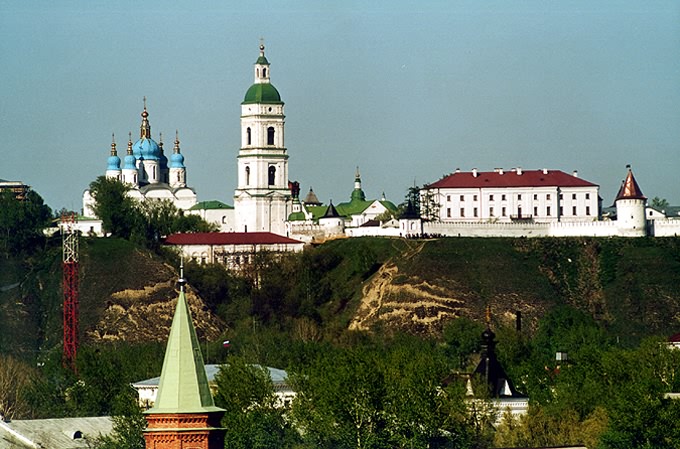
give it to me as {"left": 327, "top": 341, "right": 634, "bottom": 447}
{"left": 132, "top": 138, "right": 161, "bottom": 161}
{"left": 169, "top": 152, "right": 185, "bottom": 169}
{"left": 107, "top": 155, "right": 121, "bottom": 170}
{"left": 123, "top": 154, "right": 137, "bottom": 170}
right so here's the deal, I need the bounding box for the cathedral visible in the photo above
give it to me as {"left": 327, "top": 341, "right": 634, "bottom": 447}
{"left": 82, "top": 99, "right": 197, "bottom": 218}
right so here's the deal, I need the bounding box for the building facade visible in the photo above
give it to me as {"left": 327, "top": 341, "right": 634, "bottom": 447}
{"left": 423, "top": 168, "right": 600, "bottom": 223}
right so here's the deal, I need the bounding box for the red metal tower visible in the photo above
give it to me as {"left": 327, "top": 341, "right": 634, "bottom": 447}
{"left": 62, "top": 214, "right": 79, "bottom": 371}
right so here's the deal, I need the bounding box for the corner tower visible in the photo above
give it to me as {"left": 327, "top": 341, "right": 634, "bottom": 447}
{"left": 234, "top": 43, "right": 291, "bottom": 235}
{"left": 615, "top": 165, "right": 647, "bottom": 237}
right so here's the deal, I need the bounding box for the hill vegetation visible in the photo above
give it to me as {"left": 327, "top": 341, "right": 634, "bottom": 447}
{"left": 2, "top": 209, "right": 680, "bottom": 448}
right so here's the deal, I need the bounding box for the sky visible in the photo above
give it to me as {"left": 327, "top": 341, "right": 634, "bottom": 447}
{"left": 1, "top": 0, "right": 678, "bottom": 212}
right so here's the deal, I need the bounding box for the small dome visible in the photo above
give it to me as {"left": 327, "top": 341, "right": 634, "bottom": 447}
{"left": 243, "top": 83, "right": 283, "bottom": 104}
{"left": 132, "top": 138, "right": 161, "bottom": 161}
{"left": 107, "top": 155, "right": 121, "bottom": 171}
{"left": 169, "top": 152, "right": 185, "bottom": 169}
{"left": 123, "top": 154, "right": 137, "bottom": 170}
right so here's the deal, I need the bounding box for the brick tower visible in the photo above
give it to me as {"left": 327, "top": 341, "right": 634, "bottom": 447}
{"left": 144, "top": 272, "right": 225, "bottom": 449}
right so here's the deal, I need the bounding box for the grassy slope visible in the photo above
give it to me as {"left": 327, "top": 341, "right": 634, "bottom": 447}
{"left": 3, "top": 236, "right": 680, "bottom": 360}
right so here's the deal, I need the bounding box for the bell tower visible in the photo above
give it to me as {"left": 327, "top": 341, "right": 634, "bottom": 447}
{"left": 234, "top": 43, "right": 291, "bottom": 235}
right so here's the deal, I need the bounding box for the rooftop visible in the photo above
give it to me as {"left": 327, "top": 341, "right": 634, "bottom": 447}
{"left": 426, "top": 169, "right": 598, "bottom": 189}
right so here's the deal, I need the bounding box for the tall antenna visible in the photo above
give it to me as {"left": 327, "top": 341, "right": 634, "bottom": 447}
{"left": 62, "top": 213, "right": 79, "bottom": 371}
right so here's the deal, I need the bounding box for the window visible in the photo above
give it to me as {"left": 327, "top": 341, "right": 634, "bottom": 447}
{"left": 502, "top": 194, "right": 506, "bottom": 201}
{"left": 263, "top": 67, "right": 267, "bottom": 78}
{"left": 586, "top": 206, "right": 591, "bottom": 215}
{"left": 547, "top": 206, "right": 551, "bottom": 216}
{"left": 267, "top": 127, "right": 275, "bottom": 145}
{"left": 586, "top": 193, "right": 590, "bottom": 200}
{"left": 268, "top": 166, "right": 276, "bottom": 185}
{"left": 473, "top": 207, "right": 478, "bottom": 217}
{"left": 446, "top": 208, "right": 451, "bottom": 218}
{"left": 547, "top": 194, "right": 551, "bottom": 200}
{"left": 473, "top": 194, "right": 478, "bottom": 201}
{"left": 559, "top": 206, "right": 563, "bottom": 215}
{"left": 502, "top": 207, "right": 507, "bottom": 217}
{"left": 246, "top": 127, "right": 251, "bottom": 145}
{"left": 572, "top": 206, "right": 577, "bottom": 215}
{"left": 460, "top": 208, "right": 465, "bottom": 217}
{"left": 534, "top": 206, "right": 538, "bottom": 216}
{"left": 490, "top": 207, "right": 494, "bottom": 217}
{"left": 460, "top": 195, "right": 464, "bottom": 201}
{"left": 446, "top": 195, "right": 451, "bottom": 202}
{"left": 489, "top": 194, "right": 494, "bottom": 201}
{"left": 518, "top": 194, "right": 522, "bottom": 200}
{"left": 572, "top": 193, "right": 577, "bottom": 200}
{"left": 559, "top": 194, "right": 564, "bottom": 200}
{"left": 533, "top": 194, "right": 538, "bottom": 200}
{"left": 245, "top": 166, "right": 250, "bottom": 185}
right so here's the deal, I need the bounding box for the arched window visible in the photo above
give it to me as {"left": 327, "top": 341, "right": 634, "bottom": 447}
{"left": 246, "top": 127, "right": 251, "bottom": 145}
{"left": 152, "top": 166, "right": 156, "bottom": 180}
{"left": 245, "top": 166, "right": 250, "bottom": 185}
{"left": 267, "top": 127, "right": 275, "bottom": 145}
{"left": 263, "top": 68, "right": 267, "bottom": 78}
{"left": 268, "top": 166, "right": 276, "bottom": 186}
{"left": 256, "top": 68, "right": 260, "bottom": 77}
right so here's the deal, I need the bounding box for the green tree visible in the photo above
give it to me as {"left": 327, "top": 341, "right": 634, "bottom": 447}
{"left": 89, "top": 176, "right": 140, "bottom": 239}
{"left": 213, "top": 356, "right": 298, "bottom": 449}
{"left": 290, "top": 345, "right": 387, "bottom": 449}
{"left": 0, "top": 189, "right": 52, "bottom": 253}
{"left": 650, "top": 196, "right": 669, "bottom": 210}
{"left": 94, "top": 386, "right": 146, "bottom": 449}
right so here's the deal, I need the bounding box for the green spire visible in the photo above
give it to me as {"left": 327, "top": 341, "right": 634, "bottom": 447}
{"left": 146, "top": 270, "right": 224, "bottom": 414}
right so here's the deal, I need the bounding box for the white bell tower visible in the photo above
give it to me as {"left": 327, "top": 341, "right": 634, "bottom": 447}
{"left": 234, "top": 43, "right": 291, "bottom": 235}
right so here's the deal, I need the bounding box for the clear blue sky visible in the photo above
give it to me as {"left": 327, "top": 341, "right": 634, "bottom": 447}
{"left": 1, "top": 0, "right": 678, "bottom": 212}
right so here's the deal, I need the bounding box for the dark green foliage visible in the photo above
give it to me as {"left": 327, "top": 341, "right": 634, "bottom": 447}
{"left": 213, "top": 356, "right": 299, "bottom": 449}
{"left": 89, "top": 176, "right": 139, "bottom": 239}
{"left": 442, "top": 317, "right": 485, "bottom": 370}
{"left": 94, "top": 386, "right": 146, "bottom": 449}
{"left": 0, "top": 189, "right": 52, "bottom": 254}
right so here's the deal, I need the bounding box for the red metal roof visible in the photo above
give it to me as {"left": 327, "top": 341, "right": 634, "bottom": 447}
{"left": 426, "top": 169, "right": 598, "bottom": 189}
{"left": 164, "top": 232, "right": 303, "bottom": 246}
{"left": 615, "top": 168, "right": 646, "bottom": 200}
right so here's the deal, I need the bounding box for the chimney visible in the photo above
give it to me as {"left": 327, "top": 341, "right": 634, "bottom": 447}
{"left": 498, "top": 168, "right": 504, "bottom": 175}
{"left": 543, "top": 168, "right": 548, "bottom": 175}
{"left": 572, "top": 170, "right": 579, "bottom": 178}
{"left": 516, "top": 167, "right": 523, "bottom": 175}
{"left": 455, "top": 168, "right": 461, "bottom": 174}
{"left": 472, "top": 168, "right": 478, "bottom": 177}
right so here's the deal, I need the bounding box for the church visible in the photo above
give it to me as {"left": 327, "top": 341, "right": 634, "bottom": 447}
{"left": 82, "top": 99, "right": 197, "bottom": 218}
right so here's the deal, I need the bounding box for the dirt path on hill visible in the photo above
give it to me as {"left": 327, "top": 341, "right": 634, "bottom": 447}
{"left": 349, "top": 240, "right": 466, "bottom": 333}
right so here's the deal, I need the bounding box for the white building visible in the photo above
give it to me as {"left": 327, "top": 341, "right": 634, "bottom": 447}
{"left": 132, "top": 364, "right": 295, "bottom": 410}
{"left": 164, "top": 232, "right": 304, "bottom": 268}
{"left": 82, "top": 101, "right": 197, "bottom": 218}
{"left": 233, "top": 44, "right": 292, "bottom": 235}
{"left": 185, "top": 200, "right": 236, "bottom": 232}
{"left": 423, "top": 167, "right": 600, "bottom": 223}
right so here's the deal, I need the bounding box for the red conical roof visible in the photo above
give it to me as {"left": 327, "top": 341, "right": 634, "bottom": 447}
{"left": 615, "top": 166, "right": 646, "bottom": 201}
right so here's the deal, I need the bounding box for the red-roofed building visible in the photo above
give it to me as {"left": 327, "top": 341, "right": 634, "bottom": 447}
{"left": 164, "top": 232, "right": 304, "bottom": 269}
{"left": 422, "top": 167, "right": 600, "bottom": 223}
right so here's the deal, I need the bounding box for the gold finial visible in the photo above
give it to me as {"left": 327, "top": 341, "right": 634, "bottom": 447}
{"left": 127, "top": 132, "right": 133, "bottom": 155}
{"left": 259, "top": 37, "right": 265, "bottom": 54}
{"left": 110, "top": 133, "right": 117, "bottom": 156}
{"left": 355, "top": 166, "right": 360, "bottom": 178}
{"left": 140, "top": 98, "right": 150, "bottom": 138}
{"left": 174, "top": 130, "right": 181, "bottom": 153}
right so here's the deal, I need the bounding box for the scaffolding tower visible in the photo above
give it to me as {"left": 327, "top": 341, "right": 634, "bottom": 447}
{"left": 62, "top": 214, "right": 79, "bottom": 371}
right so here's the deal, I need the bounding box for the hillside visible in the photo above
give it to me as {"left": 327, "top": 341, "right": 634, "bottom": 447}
{"left": 1, "top": 236, "right": 679, "bottom": 359}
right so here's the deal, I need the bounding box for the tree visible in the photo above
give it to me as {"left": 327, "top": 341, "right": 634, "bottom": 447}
{"left": 94, "top": 386, "right": 146, "bottom": 449}
{"left": 650, "top": 196, "right": 669, "bottom": 210}
{"left": 89, "top": 176, "right": 140, "bottom": 238}
{"left": 0, "top": 189, "right": 52, "bottom": 253}
{"left": 0, "top": 355, "right": 34, "bottom": 419}
{"left": 213, "top": 356, "right": 298, "bottom": 449}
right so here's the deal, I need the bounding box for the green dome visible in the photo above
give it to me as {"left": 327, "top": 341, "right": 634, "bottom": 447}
{"left": 243, "top": 83, "right": 283, "bottom": 104}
